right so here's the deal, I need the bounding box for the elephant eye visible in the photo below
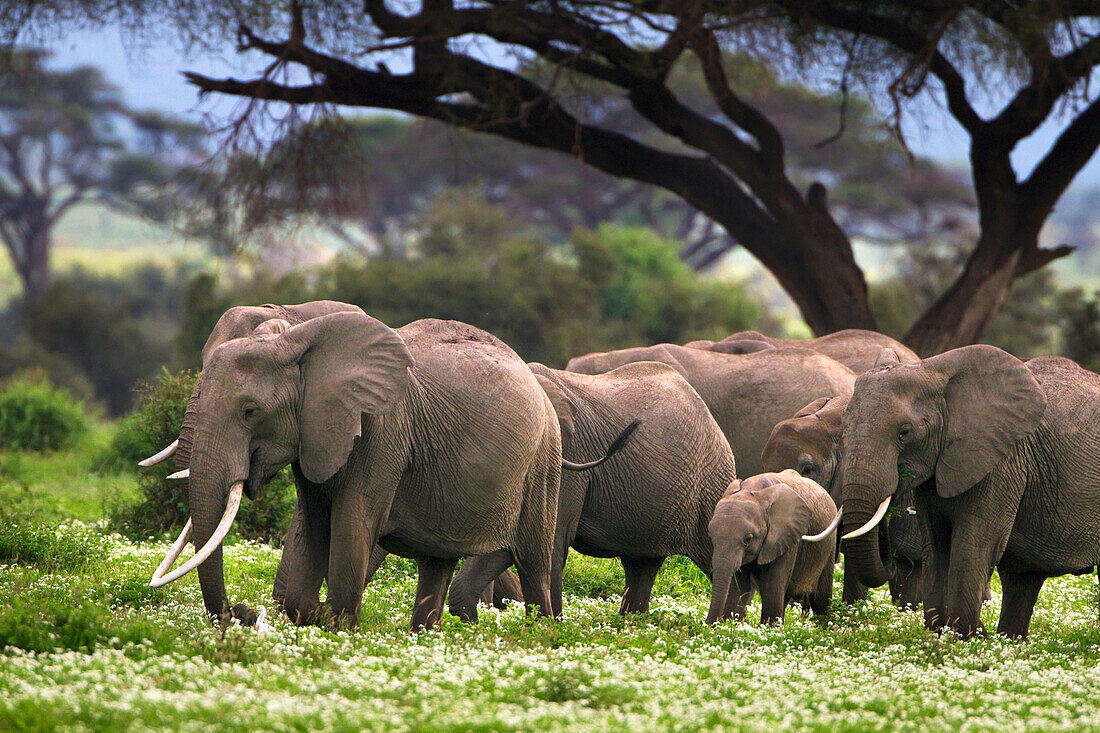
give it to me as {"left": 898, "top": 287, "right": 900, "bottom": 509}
{"left": 798, "top": 462, "right": 817, "bottom": 478}
{"left": 243, "top": 406, "right": 257, "bottom": 419}
{"left": 742, "top": 533, "right": 754, "bottom": 545}
{"left": 898, "top": 424, "right": 912, "bottom": 441}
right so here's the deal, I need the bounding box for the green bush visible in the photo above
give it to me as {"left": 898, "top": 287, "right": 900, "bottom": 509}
{"left": 0, "top": 372, "right": 90, "bottom": 451}
{"left": 109, "top": 370, "right": 295, "bottom": 544}
{"left": 0, "top": 514, "right": 110, "bottom": 573}
{"left": 177, "top": 192, "right": 774, "bottom": 371}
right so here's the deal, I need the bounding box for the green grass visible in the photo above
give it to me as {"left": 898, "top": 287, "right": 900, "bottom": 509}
{"left": 3, "top": 442, "right": 1100, "bottom": 730}
{"left": 0, "top": 424, "right": 137, "bottom": 524}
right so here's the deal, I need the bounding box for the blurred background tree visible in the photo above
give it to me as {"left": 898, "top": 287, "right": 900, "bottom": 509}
{"left": 0, "top": 49, "right": 206, "bottom": 303}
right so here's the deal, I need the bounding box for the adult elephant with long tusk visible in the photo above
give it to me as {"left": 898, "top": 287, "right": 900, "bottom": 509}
{"left": 139, "top": 301, "right": 366, "bottom": 623}
{"left": 148, "top": 308, "right": 565, "bottom": 632}
{"left": 837, "top": 345, "right": 1100, "bottom": 639}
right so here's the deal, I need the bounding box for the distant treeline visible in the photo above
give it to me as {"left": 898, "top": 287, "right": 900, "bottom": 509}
{"left": 2, "top": 191, "right": 1098, "bottom": 417}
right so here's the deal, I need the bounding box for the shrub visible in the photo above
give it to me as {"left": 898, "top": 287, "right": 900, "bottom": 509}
{"left": 0, "top": 372, "right": 90, "bottom": 451}
{"left": 0, "top": 515, "right": 109, "bottom": 573}
{"left": 109, "top": 370, "right": 295, "bottom": 544}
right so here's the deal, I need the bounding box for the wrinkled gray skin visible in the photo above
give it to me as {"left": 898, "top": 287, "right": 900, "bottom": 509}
{"left": 566, "top": 344, "right": 855, "bottom": 477}
{"left": 838, "top": 345, "right": 1100, "bottom": 638}
{"left": 172, "top": 301, "right": 365, "bottom": 624}
{"left": 449, "top": 361, "right": 738, "bottom": 620}
{"left": 182, "top": 308, "right": 561, "bottom": 631}
{"left": 761, "top": 394, "right": 925, "bottom": 608}
{"left": 689, "top": 329, "right": 919, "bottom": 374}
{"left": 707, "top": 470, "right": 837, "bottom": 625}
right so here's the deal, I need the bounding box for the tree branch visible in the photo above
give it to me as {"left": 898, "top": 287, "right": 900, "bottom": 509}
{"left": 810, "top": 5, "right": 985, "bottom": 135}
{"left": 1019, "top": 94, "right": 1100, "bottom": 225}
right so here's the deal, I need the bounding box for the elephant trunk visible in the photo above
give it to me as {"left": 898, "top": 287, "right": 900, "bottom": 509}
{"left": 837, "top": 448, "right": 899, "bottom": 589}
{"left": 706, "top": 550, "right": 742, "bottom": 624}
{"left": 177, "top": 385, "right": 230, "bottom": 618}
{"left": 156, "top": 395, "right": 249, "bottom": 620}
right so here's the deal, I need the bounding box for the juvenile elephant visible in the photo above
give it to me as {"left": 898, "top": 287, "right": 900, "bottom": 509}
{"left": 761, "top": 394, "right": 925, "bottom": 608}
{"left": 837, "top": 346, "right": 1100, "bottom": 638}
{"left": 691, "top": 329, "right": 919, "bottom": 374}
{"left": 707, "top": 470, "right": 839, "bottom": 625}
{"left": 566, "top": 344, "right": 855, "bottom": 476}
{"left": 449, "top": 361, "right": 738, "bottom": 620}
{"left": 148, "top": 309, "right": 564, "bottom": 631}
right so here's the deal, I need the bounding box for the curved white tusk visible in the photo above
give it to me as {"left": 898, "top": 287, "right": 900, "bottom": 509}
{"left": 152, "top": 518, "right": 193, "bottom": 579}
{"left": 802, "top": 508, "right": 843, "bottom": 542}
{"left": 150, "top": 482, "right": 243, "bottom": 588}
{"left": 139, "top": 439, "right": 179, "bottom": 467}
{"left": 166, "top": 468, "right": 190, "bottom": 480}
{"left": 841, "top": 495, "right": 892, "bottom": 540}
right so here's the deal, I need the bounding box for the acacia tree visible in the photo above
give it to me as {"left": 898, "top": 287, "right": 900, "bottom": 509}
{"left": 9, "top": 2, "right": 1098, "bottom": 352}
{"left": 0, "top": 49, "right": 205, "bottom": 301}
{"left": 231, "top": 60, "right": 971, "bottom": 270}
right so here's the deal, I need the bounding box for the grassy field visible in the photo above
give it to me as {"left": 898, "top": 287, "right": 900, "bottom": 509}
{"left": 3, "top": 429, "right": 1100, "bottom": 731}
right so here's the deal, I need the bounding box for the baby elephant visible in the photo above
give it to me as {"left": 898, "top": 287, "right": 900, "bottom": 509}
{"left": 707, "top": 469, "right": 840, "bottom": 625}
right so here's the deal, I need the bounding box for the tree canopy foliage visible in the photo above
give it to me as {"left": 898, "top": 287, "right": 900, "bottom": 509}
{"left": 4, "top": 2, "right": 1099, "bottom": 353}
{"left": 224, "top": 58, "right": 972, "bottom": 270}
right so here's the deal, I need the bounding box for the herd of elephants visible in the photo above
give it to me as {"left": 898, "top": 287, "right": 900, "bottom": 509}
{"left": 139, "top": 299, "right": 1100, "bottom": 640}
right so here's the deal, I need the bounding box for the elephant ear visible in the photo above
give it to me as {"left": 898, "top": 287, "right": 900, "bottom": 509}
{"left": 528, "top": 364, "right": 576, "bottom": 449}
{"left": 924, "top": 345, "right": 1045, "bottom": 498}
{"left": 758, "top": 483, "right": 812, "bottom": 565}
{"left": 281, "top": 311, "right": 413, "bottom": 484}
{"left": 793, "top": 396, "right": 831, "bottom": 418}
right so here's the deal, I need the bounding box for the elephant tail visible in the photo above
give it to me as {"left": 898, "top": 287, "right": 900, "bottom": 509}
{"left": 562, "top": 419, "right": 640, "bottom": 471}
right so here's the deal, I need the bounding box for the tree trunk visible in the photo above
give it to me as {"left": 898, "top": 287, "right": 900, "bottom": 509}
{"left": 903, "top": 235, "right": 1022, "bottom": 357}
{"left": 14, "top": 224, "right": 50, "bottom": 303}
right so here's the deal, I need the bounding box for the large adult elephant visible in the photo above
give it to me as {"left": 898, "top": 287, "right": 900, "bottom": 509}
{"left": 139, "top": 301, "right": 365, "bottom": 623}
{"left": 566, "top": 344, "right": 855, "bottom": 477}
{"left": 448, "top": 361, "right": 738, "bottom": 621}
{"left": 836, "top": 346, "right": 1100, "bottom": 638}
{"left": 761, "top": 394, "right": 925, "bottom": 607}
{"left": 147, "top": 310, "right": 564, "bottom": 631}
{"left": 689, "top": 329, "right": 919, "bottom": 374}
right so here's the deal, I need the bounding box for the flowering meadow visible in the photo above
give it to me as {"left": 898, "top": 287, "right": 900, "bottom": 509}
{"left": 2, "top": 516, "right": 1100, "bottom": 732}
{"left": 2, "top": 431, "right": 1100, "bottom": 732}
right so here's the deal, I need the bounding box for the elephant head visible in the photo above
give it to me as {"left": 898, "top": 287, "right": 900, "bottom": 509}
{"left": 836, "top": 344, "right": 1045, "bottom": 588}
{"left": 761, "top": 396, "right": 845, "bottom": 492}
{"left": 706, "top": 474, "right": 814, "bottom": 624}
{"left": 149, "top": 310, "right": 413, "bottom": 620}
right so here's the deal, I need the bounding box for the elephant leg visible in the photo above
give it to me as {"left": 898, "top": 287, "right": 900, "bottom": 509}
{"left": 996, "top": 570, "right": 1046, "bottom": 639}
{"left": 326, "top": 490, "right": 386, "bottom": 630}
{"left": 889, "top": 557, "right": 923, "bottom": 610}
{"left": 756, "top": 574, "right": 787, "bottom": 626}
{"left": 756, "top": 554, "right": 797, "bottom": 625}
{"left": 493, "top": 569, "right": 524, "bottom": 609}
{"left": 810, "top": 563, "right": 834, "bottom": 615}
{"left": 723, "top": 570, "right": 753, "bottom": 621}
{"left": 273, "top": 498, "right": 305, "bottom": 607}
{"left": 921, "top": 506, "right": 951, "bottom": 632}
{"left": 841, "top": 554, "right": 868, "bottom": 604}
{"left": 620, "top": 557, "right": 665, "bottom": 614}
{"left": 449, "top": 549, "right": 514, "bottom": 622}
{"left": 512, "top": 460, "right": 559, "bottom": 620}
{"left": 282, "top": 496, "right": 330, "bottom": 627}
{"left": 363, "top": 545, "right": 389, "bottom": 587}
{"left": 410, "top": 556, "right": 459, "bottom": 631}
{"left": 550, "top": 475, "right": 585, "bottom": 617}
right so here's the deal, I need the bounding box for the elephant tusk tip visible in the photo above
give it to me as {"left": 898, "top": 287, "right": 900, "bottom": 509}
{"left": 166, "top": 468, "right": 190, "bottom": 480}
